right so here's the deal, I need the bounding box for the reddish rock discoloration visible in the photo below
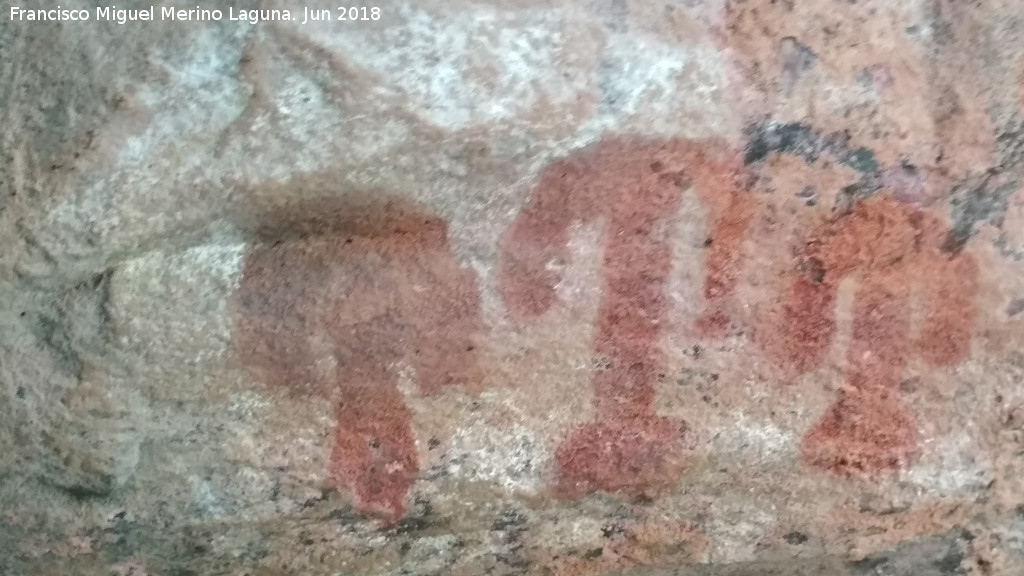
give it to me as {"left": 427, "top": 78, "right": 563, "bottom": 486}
{"left": 499, "top": 137, "right": 752, "bottom": 497}
{"left": 761, "top": 195, "right": 978, "bottom": 474}
{"left": 234, "top": 199, "right": 482, "bottom": 522}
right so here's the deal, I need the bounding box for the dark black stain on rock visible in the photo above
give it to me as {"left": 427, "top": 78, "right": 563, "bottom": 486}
{"left": 393, "top": 514, "right": 431, "bottom": 535}
{"left": 743, "top": 120, "right": 877, "bottom": 176}
{"left": 61, "top": 478, "right": 117, "bottom": 500}
{"left": 744, "top": 121, "right": 822, "bottom": 165}
{"left": 843, "top": 148, "right": 878, "bottom": 174}
{"left": 783, "top": 531, "right": 809, "bottom": 545}
{"left": 323, "top": 505, "right": 362, "bottom": 527}
{"left": 602, "top": 522, "right": 626, "bottom": 539}
{"left": 944, "top": 118, "right": 1024, "bottom": 253}
{"left": 946, "top": 174, "right": 1016, "bottom": 254}
{"left": 492, "top": 508, "right": 528, "bottom": 532}
{"left": 743, "top": 119, "right": 882, "bottom": 214}
{"left": 393, "top": 496, "right": 444, "bottom": 535}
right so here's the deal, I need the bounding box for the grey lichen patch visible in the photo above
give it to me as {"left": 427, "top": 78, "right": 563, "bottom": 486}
{"left": 24, "top": 271, "right": 113, "bottom": 381}
{"left": 845, "top": 530, "right": 967, "bottom": 576}
{"left": 0, "top": 268, "right": 140, "bottom": 500}
{"left": 946, "top": 173, "right": 1018, "bottom": 253}
{"left": 944, "top": 117, "right": 1024, "bottom": 253}
{"left": 34, "top": 423, "right": 130, "bottom": 499}
{"left": 29, "top": 313, "right": 83, "bottom": 379}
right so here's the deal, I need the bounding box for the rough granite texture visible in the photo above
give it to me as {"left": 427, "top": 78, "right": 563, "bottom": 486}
{"left": 3, "top": 0, "right": 1024, "bottom": 574}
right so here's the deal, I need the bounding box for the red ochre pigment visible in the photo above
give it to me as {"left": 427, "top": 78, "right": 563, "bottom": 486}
{"left": 765, "top": 195, "right": 978, "bottom": 474}
{"left": 498, "top": 137, "right": 753, "bottom": 497}
{"left": 234, "top": 200, "right": 482, "bottom": 522}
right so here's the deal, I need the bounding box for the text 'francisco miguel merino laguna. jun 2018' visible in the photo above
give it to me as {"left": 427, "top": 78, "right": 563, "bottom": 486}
{"left": 8, "top": 6, "right": 382, "bottom": 24}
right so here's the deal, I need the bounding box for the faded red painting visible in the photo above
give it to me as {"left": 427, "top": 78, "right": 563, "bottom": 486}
{"left": 498, "top": 137, "right": 753, "bottom": 497}
{"left": 233, "top": 199, "right": 482, "bottom": 522}
{"left": 759, "top": 195, "right": 978, "bottom": 474}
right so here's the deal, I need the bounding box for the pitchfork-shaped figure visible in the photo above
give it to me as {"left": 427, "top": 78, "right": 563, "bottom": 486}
{"left": 768, "top": 195, "right": 978, "bottom": 474}
{"left": 498, "top": 137, "right": 753, "bottom": 497}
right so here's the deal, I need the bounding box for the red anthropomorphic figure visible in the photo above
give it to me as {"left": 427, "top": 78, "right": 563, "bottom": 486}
{"left": 767, "top": 195, "right": 978, "bottom": 474}
{"left": 499, "top": 137, "right": 753, "bottom": 497}
{"left": 234, "top": 198, "right": 482, "bottom": 522}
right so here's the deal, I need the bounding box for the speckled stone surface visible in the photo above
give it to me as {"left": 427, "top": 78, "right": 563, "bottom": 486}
{"left": 4, "top": 1, "right": 1024, "bottom": 574}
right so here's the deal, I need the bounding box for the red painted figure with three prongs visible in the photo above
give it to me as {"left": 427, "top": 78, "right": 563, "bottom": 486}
{"left": 499, "top": 137, "right": 753, "bottom": 497}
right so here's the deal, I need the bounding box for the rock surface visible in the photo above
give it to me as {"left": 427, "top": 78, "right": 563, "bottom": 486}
{"left": 3, "top": 0, "right": 1024, "bottom": 574}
